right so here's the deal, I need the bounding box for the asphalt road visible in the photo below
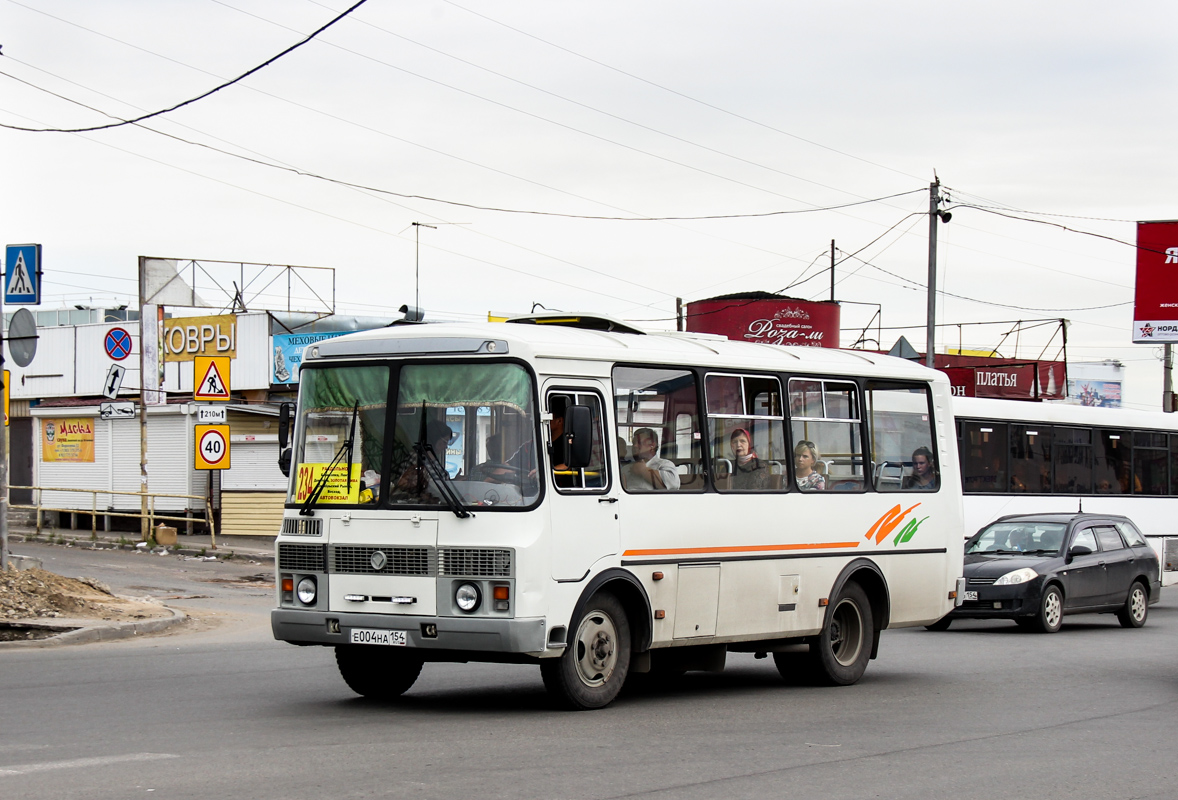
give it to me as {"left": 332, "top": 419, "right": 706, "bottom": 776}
{"left": 3, "top": 542, "right": 1178, "bottom": 799}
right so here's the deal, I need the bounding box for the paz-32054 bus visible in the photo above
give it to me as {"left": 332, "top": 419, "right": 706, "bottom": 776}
{"left": 271, "top": 317, "right": 965, "bottom": 709}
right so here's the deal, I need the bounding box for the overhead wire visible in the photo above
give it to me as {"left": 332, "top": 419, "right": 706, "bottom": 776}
{"left": 0, "top": 0, "right": 370, "bottom": 133}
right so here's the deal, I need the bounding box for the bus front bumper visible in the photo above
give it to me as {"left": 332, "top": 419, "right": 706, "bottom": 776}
{"left": 271, "top": 609, "right": 548, "bottom": 655}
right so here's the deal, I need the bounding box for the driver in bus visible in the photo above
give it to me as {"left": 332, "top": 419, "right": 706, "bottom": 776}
{"left": 623, "top": 427, "right": 680, "bottom": 491}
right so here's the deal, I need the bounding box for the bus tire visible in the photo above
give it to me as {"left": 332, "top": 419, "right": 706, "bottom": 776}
{"left": 1116, "top": 581, "right": 1149, "bottom": 628}
{"left": 1031, "top": 584, "right": 1064, "bottom": 633}
{"left": 335, "top": 645, "right": 423, "bottom": 700}
{"left": 541, "top": 591, "right": 631, "bottom": 710}
{"left": 809, "top": 581, "right": 873, "bottom": 686}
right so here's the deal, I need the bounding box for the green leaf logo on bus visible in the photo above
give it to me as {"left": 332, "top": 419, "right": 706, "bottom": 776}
{"left": 865, "top": 503, "right": 928, "bottom": 547}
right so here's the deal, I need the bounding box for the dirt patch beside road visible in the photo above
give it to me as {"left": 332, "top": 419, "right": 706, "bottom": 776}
{"left": 1, "top": 566, "right": 171, "bottom": 624}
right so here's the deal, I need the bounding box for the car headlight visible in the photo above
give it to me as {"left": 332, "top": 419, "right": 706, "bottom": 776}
{"left": 455, "top": 582, "right": 481, "bottom": 612}
{"left": 296, "top": 576, "right": 317, "bottom": 605}
{"left": 994, "top": 567, "right": 1038, "bottom": 586}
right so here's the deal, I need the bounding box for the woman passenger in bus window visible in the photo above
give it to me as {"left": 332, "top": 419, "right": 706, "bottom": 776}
{"left": 730, "top": 427, "right": 769, "bottom": 491}
{"left": 794, "top": 440, "right": 825, "bottom": 491}
{"left": 901, "top": 446, "right": 938, "bottom": 491}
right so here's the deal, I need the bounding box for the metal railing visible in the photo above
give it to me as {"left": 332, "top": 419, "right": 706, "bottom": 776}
{"left": 9, "top": 485, "right": 217, "bottom": 548}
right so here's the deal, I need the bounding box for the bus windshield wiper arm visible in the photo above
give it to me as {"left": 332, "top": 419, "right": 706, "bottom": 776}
{"left": 415, "top": 441, "right": 472, "bottom": 519}
{"left": 299, "top": 402, "right": 358, "bottom": 516}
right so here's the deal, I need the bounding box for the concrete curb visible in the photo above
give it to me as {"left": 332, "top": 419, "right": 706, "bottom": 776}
{"left": 6, "top": 532, "right": 274, "bottom": 564}
{"left": 0, "top": 605, "right": 188, "bottom": 649}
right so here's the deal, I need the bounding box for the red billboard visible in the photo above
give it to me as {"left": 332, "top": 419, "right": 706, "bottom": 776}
{"left": 941, "top": 360, "right": 1066, "bottom": 400}
{"left": 685, "top": 294, "right": 840, "bottom": 348}
{"left": 1133, "top": 220, "right": 1178, "bottom": 343}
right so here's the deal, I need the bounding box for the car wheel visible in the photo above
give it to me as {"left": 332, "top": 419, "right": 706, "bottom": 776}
{"left": 808, "top": 581, "right": 873, "bottom": 685}
{"left": 541, "top": 591, "right": 631, "bottom": 710}
{"left": 335, "top": 645, "right": 423, "bottom": 700}
{"left": 1031, "top": 584, "right": 1063, "bottom": 633}
{"left": 924, "top": 616, "right": 952, "bottom": 632}
{"left": 1116, "top": 581, "right": 1149, "bottom": 629}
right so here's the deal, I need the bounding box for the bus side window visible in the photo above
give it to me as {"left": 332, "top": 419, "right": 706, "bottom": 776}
{"left": 789, "top": 378, "right": 864, "bottom": 492}
{"left": 867, "top": 383, "right": 938, "bottom": 493}
{"left": 546, "top": 391, "right": 608, "bottom": 492}
{"left": 613, "top": 366, "right": 704, "bottom": 493}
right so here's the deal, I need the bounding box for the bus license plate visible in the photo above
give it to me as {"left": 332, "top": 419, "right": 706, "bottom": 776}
{"left": 350, "top": 628, "right": 407, "bottom": 646}
{"left": 963, "top": 591, "right": 978, "bottom": 601}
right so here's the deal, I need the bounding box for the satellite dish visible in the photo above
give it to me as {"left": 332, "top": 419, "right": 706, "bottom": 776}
{"left": 7, "top": 307, "right": 38, "bottom": 367}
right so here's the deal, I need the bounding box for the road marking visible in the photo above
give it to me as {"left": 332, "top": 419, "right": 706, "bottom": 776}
{"left": 0, "top": 752, "right": 178, "bottom": 776}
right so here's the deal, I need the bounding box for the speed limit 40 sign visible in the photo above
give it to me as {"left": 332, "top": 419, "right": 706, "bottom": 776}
{"left": 195, "top": 424, "right": 231, "bottom": 470}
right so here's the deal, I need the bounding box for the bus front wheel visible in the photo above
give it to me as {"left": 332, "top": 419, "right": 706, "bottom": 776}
{"left": 541, "top": 591, "right": 631, "bottom": 710}
{"left": 809, "top": 581, "right": 873, "bottom": 685}
{"left": 335, "top": 645, "right": 423, "bottom": 700}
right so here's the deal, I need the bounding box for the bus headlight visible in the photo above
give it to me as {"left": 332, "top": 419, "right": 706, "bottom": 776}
{"left": 455, "top": 582, "right": 481, "bottom": 612}
{"left": 296, "top": 576, "right": 318, "bottom": 605}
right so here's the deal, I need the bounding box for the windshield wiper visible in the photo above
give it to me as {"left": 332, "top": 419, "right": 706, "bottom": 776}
{"left": 299, "top": 402, "right": 358, "bottom": 516}
{"left": 412, "top": 407, "right": 471, "bottom": 519}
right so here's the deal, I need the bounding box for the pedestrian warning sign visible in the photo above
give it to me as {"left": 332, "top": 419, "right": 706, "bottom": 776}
{"left": 194, "top": 424, "right": 230, "bottom": 470}
{"left": 4, "top": 244, "right": 42, "bottom": 304}
{"left": 194, "top": 356, "right": 230, "bottom": 401}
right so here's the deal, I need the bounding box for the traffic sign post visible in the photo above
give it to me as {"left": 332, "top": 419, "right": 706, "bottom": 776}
{"left": 194, "top": 424, "right": 231, "bottom": 470}
{"left": 3, "top": 370, "right": 8, "bottom": 427}
{"left": 4, "top": 244, "right": 42, "bottom": 305}
{"left": 194, "top": 356, "right": 230, "bottom": 401}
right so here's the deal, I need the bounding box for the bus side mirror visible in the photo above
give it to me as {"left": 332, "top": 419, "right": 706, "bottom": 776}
{"left": 278, "top": 402, "right": 292, "bottom": 450}
{"left": 278, "top": 448, "right": 291, "bottom": 478}
{"left": 564, "top": 405, "right": 593, "bottom": 469}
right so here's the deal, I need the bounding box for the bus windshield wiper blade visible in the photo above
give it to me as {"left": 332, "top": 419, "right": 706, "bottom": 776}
{"left": 416, "top": 441, "right": 472, "bottom": 519}
{"left": 299, "top": 402, "right": 358, "bottom": 516}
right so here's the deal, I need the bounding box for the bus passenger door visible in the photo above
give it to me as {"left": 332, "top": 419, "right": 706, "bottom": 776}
{"left": 545, "top": 386, "right": 620, "bottom": 581}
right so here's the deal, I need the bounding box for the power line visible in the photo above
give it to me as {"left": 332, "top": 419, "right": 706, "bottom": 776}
{"left": 0, "top": 0, "right": 370, "bottom": 133}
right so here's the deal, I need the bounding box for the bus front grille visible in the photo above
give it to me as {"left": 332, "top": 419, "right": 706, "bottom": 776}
{"left": 438, "top": 548, "right": 512, "bottom": 578}
{"left": 281, "top": 518, "right": 322, "bottom": 537}
{"left": 330, "top": 546, "right": 434, "bottom": 576}
{"left": 278, "top": 543, "right": 327, "bottom": 572}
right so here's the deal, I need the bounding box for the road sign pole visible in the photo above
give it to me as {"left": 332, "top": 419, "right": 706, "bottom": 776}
{"left": 1, "top": 289, "right": 8, "bottom": 571}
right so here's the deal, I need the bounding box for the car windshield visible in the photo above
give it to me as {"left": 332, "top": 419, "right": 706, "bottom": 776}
{"left": 967, "top": 522, "right": 1067, "bottom": 555}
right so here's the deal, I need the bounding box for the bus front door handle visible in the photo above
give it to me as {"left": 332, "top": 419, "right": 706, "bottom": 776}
{"left": 598, "top": 497, "right": 618, "bottom": 503}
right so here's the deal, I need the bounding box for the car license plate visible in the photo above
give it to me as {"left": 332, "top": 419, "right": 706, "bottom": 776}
{"left": 349, "top": 628, "right": 407, "bottom": 646}
{"left": 963, "top": 591, "right": 978, "bottom": 601}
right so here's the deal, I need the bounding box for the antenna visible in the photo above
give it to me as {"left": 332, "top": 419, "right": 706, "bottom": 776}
{"left": 406, "top": 222, "right": 469, "bottom": 318}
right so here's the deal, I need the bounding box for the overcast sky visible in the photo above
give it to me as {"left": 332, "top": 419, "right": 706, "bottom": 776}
{"left": 2, "top": 1, "right": 1176, "bottom": 407}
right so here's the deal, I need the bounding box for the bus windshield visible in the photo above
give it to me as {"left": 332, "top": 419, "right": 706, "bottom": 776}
{"left": 289, "top": 365, "right": 390, "bottom": 507}
{"left": 388, "top": 362, "right": 540, "bottom": 509}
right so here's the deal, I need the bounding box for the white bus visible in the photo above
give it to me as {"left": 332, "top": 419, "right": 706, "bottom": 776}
{"left": 954, "top": 396, "right": 1178, "bottom": 586}
{"left": 271, "top": 317, "right": 965, "bottom": 709}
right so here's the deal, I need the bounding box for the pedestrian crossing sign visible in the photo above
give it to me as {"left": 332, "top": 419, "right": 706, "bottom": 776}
{"left": 5, "top": 244, "right": 42, "bottom": 305}
{"left": 194, "top": 356, "right": 231, "bottom": 401}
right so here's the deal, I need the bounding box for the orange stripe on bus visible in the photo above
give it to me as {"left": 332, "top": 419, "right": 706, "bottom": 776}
{"left": 622, "top": 541, "right": 861, "bottom": 557}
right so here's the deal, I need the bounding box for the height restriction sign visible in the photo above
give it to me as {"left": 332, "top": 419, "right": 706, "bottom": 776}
{"left": 194, "top": 424, "right": 230, "bottom": 470}
{"left": 194, "top": 356, "right": 230, "bottom": 401}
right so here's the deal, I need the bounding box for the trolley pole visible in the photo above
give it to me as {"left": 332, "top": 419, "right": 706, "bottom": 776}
{"left": 926, "top": 179, "right": 941, "bottom": 370}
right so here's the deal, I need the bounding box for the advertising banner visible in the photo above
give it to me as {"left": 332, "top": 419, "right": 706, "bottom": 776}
{"left": 42, "top": 418, "right": 95, "bottom": 463}
{"left": 1065, "top": 380, "right": 1122, "bottom": 408}
{"left": 163, "top": 314, "right": 238, "bottom": 361}
{"left": 1133, "top": 220, "right": 1178, "bottom": 343}
{"left": 685, "top": 295, "right": 840, "bottom": 348}
{"left": 272, "top": 332, "right": 347, "bottom": 384}
{"left": 942, "top": 361, "right": 1066, "bottom": 400}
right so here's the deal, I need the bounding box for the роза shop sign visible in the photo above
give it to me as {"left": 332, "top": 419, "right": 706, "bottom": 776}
{"left": 685, "top": 294, "right": 840, "bottom": 348}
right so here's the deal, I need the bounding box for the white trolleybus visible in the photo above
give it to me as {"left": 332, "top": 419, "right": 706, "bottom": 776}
{"left": 954, "top": 396, "right": 1178, "bottom": 586}
{"left": 271, "top": 317, "right": 965, "bottom": 709}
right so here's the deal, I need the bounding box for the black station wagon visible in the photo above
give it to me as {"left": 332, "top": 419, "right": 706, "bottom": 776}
{"left": 929, "top": 513, "right": 1161, "bottom": 633}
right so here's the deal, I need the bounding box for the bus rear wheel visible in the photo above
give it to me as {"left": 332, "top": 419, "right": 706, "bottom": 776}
{"left": 541, "top": 591, "right": 631, "bottom": 710}
{"left": 335, "top": 645, "right": 423, "bottom": 700}
{"left": 809, "top": 581, "right": 873, "bottom": 686}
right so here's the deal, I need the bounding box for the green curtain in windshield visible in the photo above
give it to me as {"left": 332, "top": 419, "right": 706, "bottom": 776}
{"left": 303, "top": 366, "right": 390, "bottom": 411}
{"left": 397, "top": 363, "right": 531, "bottom": 413}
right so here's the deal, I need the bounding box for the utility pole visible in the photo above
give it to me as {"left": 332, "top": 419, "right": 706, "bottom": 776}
{"left": 830, "top": 240, "right": 836, "bottom": 302}
{"left": 926, "top": 179, "right": 942, "bottom": 369}
{"left": 1165, "top": 344, "right": 1174, "bottom": 413}
{"left": 0, "top": 291, "right": 7, "bottom": 571}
